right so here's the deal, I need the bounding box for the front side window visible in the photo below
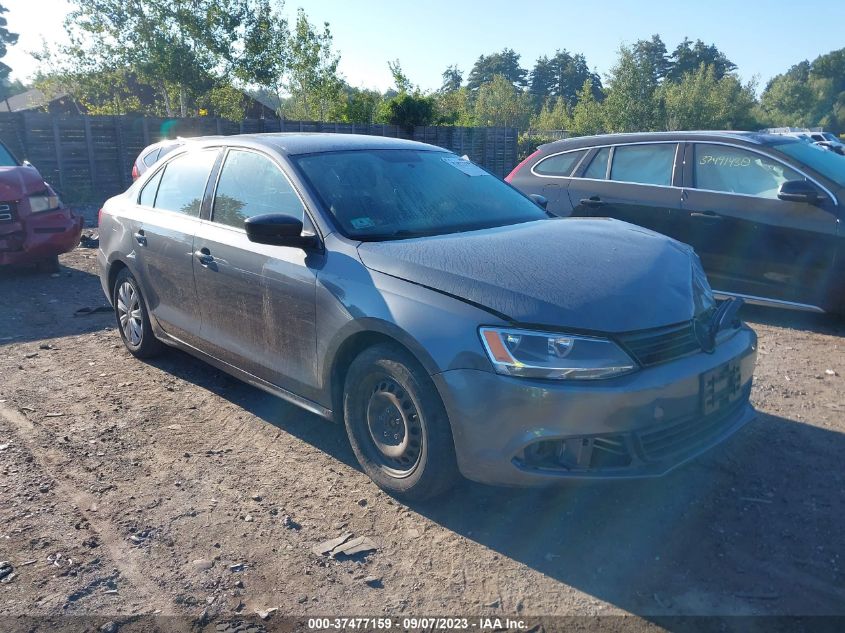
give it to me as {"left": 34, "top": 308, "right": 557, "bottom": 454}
{"left": 533, "top": 150, "right": 586, "bottom": 177}
{"left": 583, "top": 147, "right": 610, "bottom": 179}
{"left": 0, "top": 143, "right": 18, "bottom": 167}
{"left": 694, "top": 144, "right": 802, "bottom": 199}
{"left": 772, "top": 138, "right": 845, "bottom": 188}
{"left": 153, "top": 149, "right": 218, "bottom": 216}
{"left": 212, "top": 150, "right": 304, "bottom": 229}
{"left": 610, "top": 144, "right": 675, "bottom": 186}
{"left": 293, "top": 150, "right": 547, "bottom": 240}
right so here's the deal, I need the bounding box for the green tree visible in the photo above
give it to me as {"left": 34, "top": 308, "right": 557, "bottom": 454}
{"left": 377, "top": 92, "right": 436, "bottom": 130}
{"left": 467, "top": 49, "right": 528, "bottom": 90}
{"left": 387, "top": 59, "right": 413, "bottom": 93}
{"left": 285, "top": 8, "right": 343, "bottom": 120}
{"left": 634, "top": 34, "right": 670, "bottom": 82}
{"left": 473, "top": 74, "right": 533, "bottom": 127}
{"left": 234, "top": 0, "right": 288, "bottom": 117}
{"left": 530, "top": 97, "right": 572, "bottom": 131}
{"left": 668, "top": 38, "right": 736, "bottom": 82}
{"left": 530, "top": 50, "right": 602, "bottom": 105}
{"left": 342, "top": 86, "right": 383, "bottom": 123}
{"left": 439, "top": 65, "right": 463, "bottom": 93}
{"left": 571, "top": 79, "right": 605, "bottom": 136}
{"left": 0, "top": 2, "right": 18, "bottom": 104}
{"left": 603, "top": 44, "right": 662, "bottom": 132}
{"left": 661, "top": 63, "right": 756, "bottom": 130}
{"left": 434, "top": 86, "right": 475, "bottom": 125}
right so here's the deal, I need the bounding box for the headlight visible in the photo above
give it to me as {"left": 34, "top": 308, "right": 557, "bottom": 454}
{"left": 479, "top": 327, "right": 637, "bottom": 380}
{"left": 29, "top": 191, "right": 61, "bottom": 213}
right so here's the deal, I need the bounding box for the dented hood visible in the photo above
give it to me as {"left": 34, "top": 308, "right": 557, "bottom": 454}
{"left": 0, "top": 165, "right": 47, "bottom": 200}
{"left": 357, "top": 218, "right": 700, "bottom": 333}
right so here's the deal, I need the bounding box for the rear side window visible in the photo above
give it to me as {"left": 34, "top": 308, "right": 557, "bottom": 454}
{"left": 610, "top": 144, "right": 676, "bottom": 186}
{"left": 153, "top": 150, "right": 218, "bottom": 216}
{"left": 138, "top": 168, "right": 163, "bottom": 207}
{"left": 583, "top": 147, "right": 610, "bottom": 179}
{"left": 0, "top": 143, "right": 17, "bottom": 167}
{"left": 142, "top": 148, "right": 161, "bottom": 167}
{"left": 212, "top": 150, "right": 304, "bottom": 229}
{"left": 533, "top": 150, "right": 586, "bottom": 177}
{"left": 694, "top": 144, "right": 802, "bottom": 199}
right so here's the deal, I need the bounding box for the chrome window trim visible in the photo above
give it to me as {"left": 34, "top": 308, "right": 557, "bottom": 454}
{"left": 531, "top": 140, "right": 684, "bottom": 181}
{"left": 690, "top": 141, "right": 838, "bottom": 206}
{"left": 712, "top": 290, "right": 825, "bottom": 313}
{"left": 529, "top": 148, "right": 588, "bottom": 178}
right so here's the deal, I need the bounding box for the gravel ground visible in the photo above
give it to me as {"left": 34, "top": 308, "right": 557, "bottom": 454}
{"left": 0, "top": 248, "right": 843, "bottom": 631}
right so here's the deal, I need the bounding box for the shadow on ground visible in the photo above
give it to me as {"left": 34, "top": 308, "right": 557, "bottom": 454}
{"left": 148, "top": 347, "right": 845, "bottom": 618}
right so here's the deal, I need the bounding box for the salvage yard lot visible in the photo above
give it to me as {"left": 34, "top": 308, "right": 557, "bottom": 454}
{"left": 0, "top": 248, "right": 843, "bottom": 626}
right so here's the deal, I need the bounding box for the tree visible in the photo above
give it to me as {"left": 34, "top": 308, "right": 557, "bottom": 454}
{"left": 603, "top": 44, "right": 662, "bottom": 133}
{"left": 530, "top": 50, "right": 602, "bottom": 105}
{"left": 234, "top": 0, "right": 288, "bottom": 117}
{"left": 634, "top": 35, "right": 670, "bottom": 82}
{"left": 531, "top": 97, "right": 572, "bottom": 131}
{"left": 285, "top": 8, "right": 343, "bottom": 120}
{"left": 661, "top": 63, "right": 756, "bottom": 130}
{"left": 434, "top": 87, "right": 474, "bottom": 125}
{"left": 377, "top": 92, "right": 436, "bottom": 130}
{"left": 571, "top": 79, "right": 605, "bottom": 136}
{"left": 668, "top": 38, "right": 736, "bottom": 82}
{"left": 342, "top": 86, "right": 383, "bottom": 123}
{"left": 387, "top": 59, "right": 413, "bottom": 93}
{"left": 473, "top": 74, "right": 533, "bottom": 127}
{"left": 0, "top": 2, "right": 18, "bottom": 103}
{"left": 439, "top": 65, "right": 463, "bottom": 93}
{"left": 467, "top": 49, "right": 528, "bottom": 90}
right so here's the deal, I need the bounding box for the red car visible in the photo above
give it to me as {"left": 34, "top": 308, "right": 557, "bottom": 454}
{"left": 0, "top": 142, "right": 83, "bottom": 272}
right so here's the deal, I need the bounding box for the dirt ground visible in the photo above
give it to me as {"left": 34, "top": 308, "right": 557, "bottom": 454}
{"left": 0, "top": 247, "right": 843, "bottom": 631}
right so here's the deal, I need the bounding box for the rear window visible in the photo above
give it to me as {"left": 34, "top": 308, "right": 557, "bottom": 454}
{"left": 610, "top": 144, "right": 676, "bottom": 186}
{"left": 533, "top": 150, "right": 586, "bottom": 177}
{"left": 142, "top": 148, "right": 161, "bottom": 167}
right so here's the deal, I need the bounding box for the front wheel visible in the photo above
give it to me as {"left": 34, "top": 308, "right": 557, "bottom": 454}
{"left": 112, "top": 268, "right": 164, "bottom": 358}
{"left": 343, "top": 344, "right": 460, "bottom": 500}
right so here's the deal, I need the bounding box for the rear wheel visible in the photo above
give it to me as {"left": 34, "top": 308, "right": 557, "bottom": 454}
{"left": 112, "top": 268, "right": 164, "bottom": 358}
{"left": 343, "top": 344, "right": 459, "bottom": 500}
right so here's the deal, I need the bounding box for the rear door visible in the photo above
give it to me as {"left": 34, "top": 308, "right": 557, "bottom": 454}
{"left": 192, "top": 148, "right": 320, "bottom": 399}
{"left": 519, "top": 149, "right": 588, "bottom": 216}
{"left": 134, "top": 148, "right": 220, "bottom": 344}
{"left": 675, "top": 142, "right": 839, "bottom": 307}
{"left": 567, "top": 142, "right": 682, "bottom": 237}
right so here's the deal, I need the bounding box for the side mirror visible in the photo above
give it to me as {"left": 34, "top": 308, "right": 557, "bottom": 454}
{"left": 777, "top": 180, "right": 820, "bottom": 204}
{"left": 244, "top": 213, "right": 318, "bottom": 249}
{"left": 528, "top": 193, "right": 548, "bottom": 210}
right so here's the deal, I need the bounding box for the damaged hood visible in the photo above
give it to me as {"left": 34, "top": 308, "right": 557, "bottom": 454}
{"left": 0, "top": 165, "right": 47, "bottom": 200}
{"left": 357, "top": 218, "right": 701, "bottom": 333}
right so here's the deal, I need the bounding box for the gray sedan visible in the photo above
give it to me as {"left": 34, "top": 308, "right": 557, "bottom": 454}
{"left": 98, "top": 134, "right": 758, "bottom": 499}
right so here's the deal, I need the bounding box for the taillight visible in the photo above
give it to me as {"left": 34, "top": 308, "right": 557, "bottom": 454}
{"left": 131, "top": 164, "right": 140, "bottom": 180}
{"left": 505, "top": 149, "right": 541, "bottom": 183}
{"left": 98, "top": 208, "right": 104, "bottom": 226}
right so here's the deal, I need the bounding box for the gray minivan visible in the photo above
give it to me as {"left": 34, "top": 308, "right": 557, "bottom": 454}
{"left": 98, "top": 133, "right": 757, "bottom": 499}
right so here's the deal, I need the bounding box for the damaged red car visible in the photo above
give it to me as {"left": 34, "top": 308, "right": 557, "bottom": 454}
{"left": 0, "top": 142, "right": 82, "bottom": 272}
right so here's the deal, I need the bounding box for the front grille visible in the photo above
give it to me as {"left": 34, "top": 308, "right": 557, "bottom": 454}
{"left": 0, "top": 202, "right": 17, "bottom": 223}
{"left": 616, "top": 321, "right": 701, "bottom": 367}
{"left": 638, "top": 393, "right": 747, "bottom": 461}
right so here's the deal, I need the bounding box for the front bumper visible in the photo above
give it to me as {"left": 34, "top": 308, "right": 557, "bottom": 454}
{"left": 0, "top": 208, "right": 83, "bottom": 266}
{"left": 433, "top": 325, "right": 757, "bottom": 486}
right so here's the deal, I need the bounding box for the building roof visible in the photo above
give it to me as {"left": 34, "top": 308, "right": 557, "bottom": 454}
{"left": 0, "top": 88, "right": 61, "bottom": 112}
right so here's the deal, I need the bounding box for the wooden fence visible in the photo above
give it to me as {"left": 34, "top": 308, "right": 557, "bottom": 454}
{"left": 0, "top": 113, "right": 518, "bottom": 206}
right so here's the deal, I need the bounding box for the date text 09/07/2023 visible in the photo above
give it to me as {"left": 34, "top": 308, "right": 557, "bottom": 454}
{"left": 307, "top": 617, "right": 530, "bottom": 631}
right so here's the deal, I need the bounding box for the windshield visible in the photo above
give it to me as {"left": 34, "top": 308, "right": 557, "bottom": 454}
{"left": 772, "top": 138, "right": 845, "bottom": 188}
{"left": 292, "top": 149, "right": 547, "bottom": 240}
{"left": 0, "top": 143, "right": 18, "bottom": 167}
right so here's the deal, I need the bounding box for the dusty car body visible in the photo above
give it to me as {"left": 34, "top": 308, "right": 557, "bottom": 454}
{"left": 98, "top": 133, "right": 758, "bottom": 498}
{"left": 0, "top": 143, "right": 82, "bottom": 270}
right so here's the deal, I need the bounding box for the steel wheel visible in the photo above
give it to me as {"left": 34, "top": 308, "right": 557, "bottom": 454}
{"left": 116, "top": 280, "right": 143, "bottom": 346}
{"left": 365, "top": 375, "right": 423, "bottom": 476}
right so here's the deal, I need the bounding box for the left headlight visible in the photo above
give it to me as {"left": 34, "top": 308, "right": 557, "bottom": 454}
{"left": 29, "top": 191, "right": 61, "bottom": 213}
{"left": 479, "top": 327, "right": 637, "bottom": 380}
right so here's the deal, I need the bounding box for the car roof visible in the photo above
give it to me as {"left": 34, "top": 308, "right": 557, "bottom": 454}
{"left": 540, "top": 131, "right": 795, "bottom": 152}
{"left": 172, "top": 133, "right": 443, "bottom": 156}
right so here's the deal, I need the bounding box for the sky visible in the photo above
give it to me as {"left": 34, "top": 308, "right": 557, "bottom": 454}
{"left": 5, "top": 0, "right": 845, "bottom": 92}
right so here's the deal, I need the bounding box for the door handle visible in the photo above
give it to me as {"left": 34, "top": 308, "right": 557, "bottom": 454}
{"left": 194, "top": 248, "right": 214, "bottom": 266}
{"left": 134, "top": 230, "right": 147, "bottom": 246}
{"left": 690, "top": 211, "right": 723, "bottom": 222}
{"left": 579, "top": 196, "right": 606, "bottom": 208}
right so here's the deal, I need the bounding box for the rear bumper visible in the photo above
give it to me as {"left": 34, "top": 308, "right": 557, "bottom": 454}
{"left": 433, "top": 325, "right": 758, "bottom": 486}
{"left": 0, "top": 209, "right": 83, "bottom": 265}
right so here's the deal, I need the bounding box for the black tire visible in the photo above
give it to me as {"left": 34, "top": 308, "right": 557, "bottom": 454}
{"left": 343, "top": 343, "right": 460, "bottom": 500}
{"left": 36, "top": 255, "right": 60, "bottom": 274}
{"left": 112, "top": 268, "right": 164, "bottom": 359}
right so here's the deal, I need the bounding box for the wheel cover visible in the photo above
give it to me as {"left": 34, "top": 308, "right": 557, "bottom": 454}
{"left": 116, "top": 281, "right": 143, "bottom": 346}
{"left": 364, "top": 376, "right": 423, "bottom": 476}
